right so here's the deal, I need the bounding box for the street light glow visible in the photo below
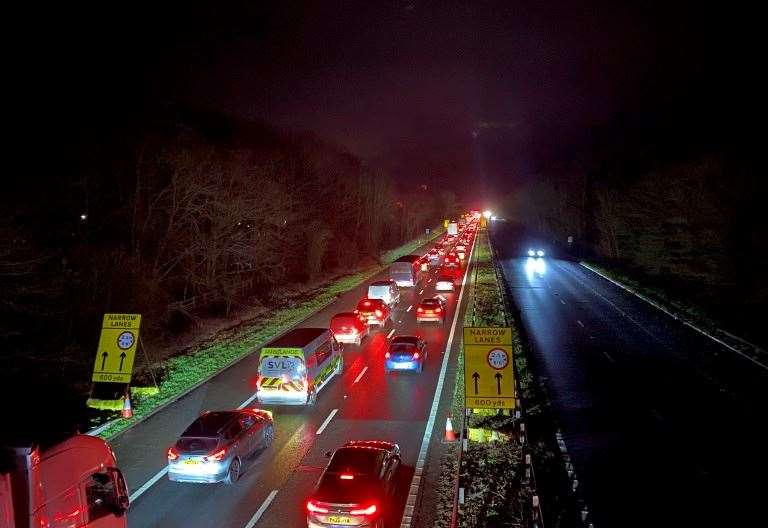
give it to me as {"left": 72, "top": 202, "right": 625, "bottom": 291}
{"left": 483, "top": 210, "right": 492, "bottom": 219}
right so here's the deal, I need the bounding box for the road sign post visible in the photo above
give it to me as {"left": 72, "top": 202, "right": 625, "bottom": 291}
{"left": 92, "top": 313, "right": 141, "bottom": 384}
{"left": 463, "top": 327, "right": 515, "bottom": 409}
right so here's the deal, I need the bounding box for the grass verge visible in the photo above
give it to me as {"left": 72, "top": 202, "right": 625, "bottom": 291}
{"left": 95, "top": 228, "right": 443, "bottom": 440}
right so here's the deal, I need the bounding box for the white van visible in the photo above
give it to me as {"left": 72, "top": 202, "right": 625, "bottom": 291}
{"left": 367, "top": 280, "right": 401, "bottom": 307}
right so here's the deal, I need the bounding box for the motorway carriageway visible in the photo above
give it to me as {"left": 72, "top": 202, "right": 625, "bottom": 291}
{"left": 118, "top": 235, "right": 476, "bottom": 527}
{"left": 494, "top": 224, "right": 768, "bottom": 528}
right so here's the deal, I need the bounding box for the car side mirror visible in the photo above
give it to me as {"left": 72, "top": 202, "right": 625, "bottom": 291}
{"left": 324, "top": 450, "right": 333, "bottom": 458}
{"left": 109, "top": 468, "right": 130, "bottom": 516}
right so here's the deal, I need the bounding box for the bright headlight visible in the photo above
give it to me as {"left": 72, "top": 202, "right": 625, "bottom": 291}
{"left": 537, "top": 250, "right": 545, "bottom": 257}
{"left": 527, "top": 249, "right": 535, "bottom": 257}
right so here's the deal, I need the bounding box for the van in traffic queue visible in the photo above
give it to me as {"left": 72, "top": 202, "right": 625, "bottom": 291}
{"left": 256, "top": 328, "right": 343, "bottom": 405}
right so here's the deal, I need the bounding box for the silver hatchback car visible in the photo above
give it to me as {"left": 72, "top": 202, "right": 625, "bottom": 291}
{"left": 167, "top": 409, "right": 274, "bottom": 484}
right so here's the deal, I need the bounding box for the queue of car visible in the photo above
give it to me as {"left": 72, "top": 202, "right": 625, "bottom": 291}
{"left": 163, "top": 216, "right": 479, "bottom": 528}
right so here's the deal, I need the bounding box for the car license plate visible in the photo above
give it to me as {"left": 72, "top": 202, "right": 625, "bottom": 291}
{"left": 183, "top": 459, "right": 199, "bottom": 465}
{"left": 327, "top": 516, "right": 353, "bottom": 525}
{"left": 395, "top": 363, "right": 411, "bottom": 369}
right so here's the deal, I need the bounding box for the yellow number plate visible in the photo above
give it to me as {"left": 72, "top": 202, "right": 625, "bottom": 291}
{"left": 326, "top": 516, "right": 353, "bottom": 525}
{"left": 183, "top": 459, "right": 199, "bottom": 465}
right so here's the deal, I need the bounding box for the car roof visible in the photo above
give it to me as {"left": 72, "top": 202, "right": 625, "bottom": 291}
{"left": 391, "top": 335, "right": 419, "bottom": 344}
{"left": 182, "top": 411, "right": 238, "bottom": 437}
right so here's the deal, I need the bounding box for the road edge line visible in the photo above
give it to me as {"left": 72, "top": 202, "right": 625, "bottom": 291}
{"left": 316, "top": 408, "right": 338, "bottom": 435}
{"left": 129, "top": 467, "right": 168, "bottom": 502}
{"left": 399, "top": 235, "right": 476, "bottom": 528}
{"left": 579, "top": 262, "right": 768, "bottom": 371}
{"left": 244, "top": 489, "right": 279, "bottom": 528}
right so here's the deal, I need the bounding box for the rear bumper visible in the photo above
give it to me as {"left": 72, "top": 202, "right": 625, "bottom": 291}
{"left": 168, "top": 463, "right": 229, "bottom": 484}
{"left": 417, "top": 315, "right": 444, "bottom": 323}
{"left": 257, "top": 389, "right": 309, "bottom": 405}
{"left": 334, "top": 333, "right": 362, "bottom": 345}
{"left": 385, "top": 359, "right": 420, "bottom": 371}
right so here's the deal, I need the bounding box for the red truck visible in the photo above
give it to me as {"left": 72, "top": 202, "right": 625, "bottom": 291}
{"left": 1, "top": 435, "right": 129, "bottom": 528}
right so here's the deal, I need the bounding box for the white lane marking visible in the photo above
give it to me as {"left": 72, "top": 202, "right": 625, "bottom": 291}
{"left": 602, "top": 350, "right": 616, "bottom": 363}
{"left": 353, "top": 366, "right": 369, "bottom": 384}
{"left": 577, "top": 320, "right": 585, "bottom": 328}
{"left": 419, "top": 289, "right": 424, "bottom": 295}
{"left": 237, "top": 392, "right": 259, "bottom": 409}
{"left": 316, "top": 409, "right": 338, "bottom": 435}
{"left": 129, "top": 467, "right": 168, "bottom": 502}
{"left": 407, "top": 305, "right": 413, "bottom": 312}
{"left": 244, "top": 489, "right": 278, "bottom": 528}
{"left": 400, "top": 236, "right": 476, "bottom": 528}
{"left": 387, "top": 328, "right": 396, "bottom": 339}
{"left": 560, "top": 298, "right": 566, "bottom": 305}
{"left": 580, "top": 262, "right": 768, "bottom": 371}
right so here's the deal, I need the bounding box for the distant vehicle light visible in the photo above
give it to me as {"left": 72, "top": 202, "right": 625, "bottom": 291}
{"left": 167, "top": 447, "right": 179, "bottom": 460}
{"left": 537, "top": 250, "right": 545, "bottom": 257}
{"left": 385, "top": 352, "right": 391, "bottom": 358}
{"left": 339, "top": 473, "right": 355, "bottom": 480}
{"left": 412, "top": 352, "right": 420, "bottom": 359}
{"left": 527, "top": 249, "right": 535, "bottom": 257}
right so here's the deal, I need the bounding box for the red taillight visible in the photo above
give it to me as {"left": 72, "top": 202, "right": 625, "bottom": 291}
{"left": 207, "top": 448, "right": 227, "bottom": 462}
{"left": 350, "top": 504, "right": 378, "bottom": 516}
{"left": 307, "top": 500, "right": 329, "bottom": 514}
{"left": 385, "top": 352, "right": 391, "bottom": 358}
{"left": 339, "top": 473, "right": 355, "bottom": 480}
{"left": 435, "top": 307, "right": 442, "bottom": 313}
{"left": 375, "top": 309, "right": 383, "bottom": 318}
{"left": 364, "top": 301, "right": 371, "bottom": 307}
{"left": 417, "top": 307, "right": 424, "bottom": 313}
{"left": 255, "top": 375, "right": 263, "bottom": 389}
{"left": 167, "top": 447, "right": 179, "bottom": 461}
{"left": 413, "top": 352, "right": 420, "bottom": 359}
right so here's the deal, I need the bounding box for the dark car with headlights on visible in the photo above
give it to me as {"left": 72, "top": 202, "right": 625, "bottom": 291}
{"left": 167, "top": 409, "right": 274, "bottom": 484}
{"left": 385, "top": 335, "right": 428, "bottom": 373}
{"left": 306, "top": 440, "right": 400, "bottom": 528}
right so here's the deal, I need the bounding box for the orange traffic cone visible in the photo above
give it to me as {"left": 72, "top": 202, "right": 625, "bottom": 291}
{"left": 122, "top": 395, "right": 133, "bottom": 419}
{"left": 444, "top": 414, "right": 457, "bottom": 442}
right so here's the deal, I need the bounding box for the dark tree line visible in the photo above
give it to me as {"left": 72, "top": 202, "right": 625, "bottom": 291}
{"left": 505, "top": 145, "right": 767, "bottom": 337}
{"left": 1, "top": 107, "right": 458, "bottom": 398}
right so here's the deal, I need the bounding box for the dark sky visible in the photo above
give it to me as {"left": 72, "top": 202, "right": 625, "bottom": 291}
{"left": 20, "top": 1, "right": 759, "bottom": 204}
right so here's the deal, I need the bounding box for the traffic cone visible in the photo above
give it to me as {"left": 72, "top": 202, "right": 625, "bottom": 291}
{"left": 122, "top": 395, "right": 133, "bottom": 419}
{"left": 444, "top": 414, "right": 457, "bottom": 442}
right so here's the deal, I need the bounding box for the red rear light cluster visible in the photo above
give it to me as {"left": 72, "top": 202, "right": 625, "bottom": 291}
{"left": 339, "top": 473, "right": 355, "bottom": 480}
{"left": 412, "top": 352, "right": 420, "bottom": 359}
{"left": 206, "top": 448, "right": 227, "bottom": 462}
{"left": 375, "top": 309, "right": 383, "bottom": 318}
{"left": 167, "top": 447, "right": 179, "bottom": 461}
{"left": 417, "top": 307, "right": 424, "bottom": 313}
{"left": 435, "top": 307, "right": 442, "bottom": 313}
{"left": 385, "top": 351, "right": 391, "bottom": 358}
{"left": 307, "top": 500, "right": 329, "bottom": 514}
{"left": 364, "top": 301, "right": 371, "bottom": 307}
{"left": 350, "top": 504, "right": 378, "bottom": 516}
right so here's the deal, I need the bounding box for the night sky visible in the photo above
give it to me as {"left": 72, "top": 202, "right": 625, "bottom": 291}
{"left": 21, "top": 1, "right": 758, "bottom": 203}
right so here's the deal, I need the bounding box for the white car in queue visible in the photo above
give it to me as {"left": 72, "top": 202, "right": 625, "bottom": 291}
{"left": 435, "top": 274, "right": 455, "bottom": 292}
{"left": 367, "top": 280, "right": 400, "bottom": 307}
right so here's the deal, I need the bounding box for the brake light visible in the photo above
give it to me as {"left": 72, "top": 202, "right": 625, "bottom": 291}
{"left": 435, "top": 307, "right": 442, "bottom": 313}
{"left": 350, "top": 504, "right": 378, "bottom": 516}
{"left": 364, "top": 301, "right": 371, "bottom": 307}
{"left": 375, "top": 309, "right": 383, "bottom": 318}
{"left": 417, "top": 307, "right": 424, "bottom": 313}
{"left": 307, "top": 500, "right": 329, "bottom": 514}
{"left": 413, "top": 352, "right": 420, "bottom": 359}
{"left": 385, "top": 352, "right": 391, "bottom": 358}
{"left": 339, "top": 473, "right": 355, "bottom": 480}
{"left": 255, "top": 375, "right": 263, "bottom": 390}
{"left": 167, "top": 447, "right": 179, "bottom": 461}
{"left": 207, "top": 448, "right": 227, "bottom": 462}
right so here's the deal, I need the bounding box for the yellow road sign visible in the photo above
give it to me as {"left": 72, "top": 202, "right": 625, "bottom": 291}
{"left": 464, "top": 327, "right": 515, "bottom": 409}
{"left": 92, "top": 314, "right": 142, "bottom": 383}
{"left": 443, "top": 218, "right": 450, "bottom": 228}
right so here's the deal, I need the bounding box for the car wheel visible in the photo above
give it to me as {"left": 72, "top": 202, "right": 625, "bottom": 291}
{"left": 307, "top": 388, "right": 317, "bottom": 405}
{"left": 224, "top": 458, "right": 241, "bottom": 485}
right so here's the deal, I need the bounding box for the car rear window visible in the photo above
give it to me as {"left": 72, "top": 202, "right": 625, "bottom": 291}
{"left": 438, "top": 276, "right": 453, "bottom": 282}
{"left": 176, "top": 437, "right": 219, "bottom": 453}
{"left": 182, "top": 412, "right": 235, "bottom": 437}
{"left": 390, "top": 343, "right": 415, "bottom": 354}
{"left": 421, "top": 300, "right": 440, "bottom": 307}
{"left": 332, "top": 314, "right": 358, "bottom": 326}
{"left": 327, "top": 448, "right": 383, "bottom": 475}
{"left": 357, "top": 299, "right": 384, "bottom": 311}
